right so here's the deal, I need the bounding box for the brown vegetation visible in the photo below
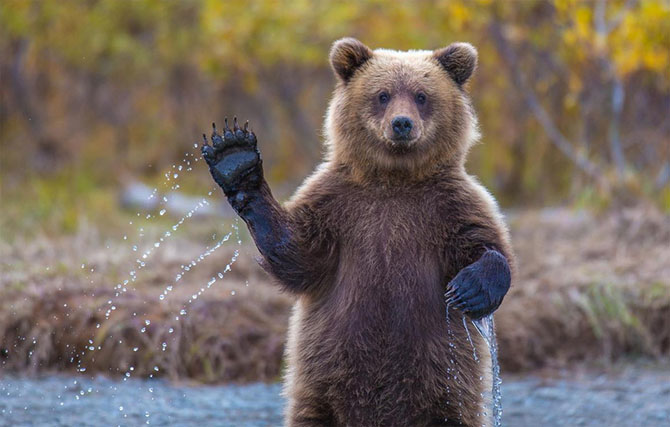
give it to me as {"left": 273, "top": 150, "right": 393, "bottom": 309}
{"left": 499, "top": 205, "right": 670, "bottom": 370}
{"left": 0, "top": 223, "right": 292, "bottom": 383}
{"left": 0, "top": 206, "right": 668, "bottom": 383}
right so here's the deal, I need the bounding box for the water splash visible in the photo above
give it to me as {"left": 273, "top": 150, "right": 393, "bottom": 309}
{"left": 186, "top": 246, "right": 239, "bottom": 305}
{"left": 184, "top": 220, "right": 241, "bottom": 305}
{"left": 159, "top": 231, "right": 232, "bottom": 301}
{"left": 473, "top": 314, "right": 502, "bottom": 427}
{"left": 80, "top": 192, "right": 212, "bottom": 363}
{"left": 59, "top": 145, "right": 219, "bottom": 424}
{"left": 444, "top": 306, "right": 463, "bottom": 419}
{"left": 127, "top": 221, "right": 242, "bottom": 380}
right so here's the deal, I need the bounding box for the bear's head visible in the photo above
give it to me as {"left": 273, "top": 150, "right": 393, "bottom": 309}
{"left": 325, "top": 38, "right": 480, "bottom": 181}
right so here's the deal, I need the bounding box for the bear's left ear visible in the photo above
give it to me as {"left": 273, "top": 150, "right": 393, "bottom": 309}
{"left": 330, "top": 38, "right": 373, "bottom": 83}
{"left": 433, "top": 42, "right": 478, "bottom": 85}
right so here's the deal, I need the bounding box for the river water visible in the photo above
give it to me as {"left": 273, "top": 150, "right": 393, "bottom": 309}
{"left": 1, "top": 367, "right": 669, "bottom": 426}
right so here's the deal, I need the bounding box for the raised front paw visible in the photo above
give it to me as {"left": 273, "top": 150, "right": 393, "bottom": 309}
{"left": 445, "top": 250, "right": 511, "bottom": 320}
{"left": 201, "top": 118, "right": 263, "bottom": 197}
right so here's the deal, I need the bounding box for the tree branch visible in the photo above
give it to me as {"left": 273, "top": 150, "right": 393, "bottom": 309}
{"left": 488, "top": 21, "right": 606, "bottom": 186}
{"left": 596, "top": 0, "right": 628, "bottom": 178}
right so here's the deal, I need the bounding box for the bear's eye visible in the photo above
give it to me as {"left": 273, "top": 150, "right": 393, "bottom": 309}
{"left": 416, "top": 92, "right": 427, "bottom": 105}
{"left": 378, "top": 92, "right": 390, "bottom": 104}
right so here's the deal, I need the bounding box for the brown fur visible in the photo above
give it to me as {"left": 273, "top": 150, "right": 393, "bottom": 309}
{"left": 257, "top": 39, "right": 514, "bottom": 426}
{"left": 433, "top": 43, "right": 478, "bottom": 86}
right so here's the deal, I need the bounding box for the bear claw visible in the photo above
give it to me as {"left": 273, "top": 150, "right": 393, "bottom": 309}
{"left": 201, "top": 118, "right": 263, "bottom": 198}
{"left": 445, "top": 250, "right": 511, "bottom": 320}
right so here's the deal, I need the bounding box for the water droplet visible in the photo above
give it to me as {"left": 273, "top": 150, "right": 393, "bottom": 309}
{"left": 159, "top": 209, "right": 166, "bottom": 216}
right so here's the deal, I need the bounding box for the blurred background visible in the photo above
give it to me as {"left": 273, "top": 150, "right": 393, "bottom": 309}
{"left": 1, "top": 0, "right": 669, "bottom": 425}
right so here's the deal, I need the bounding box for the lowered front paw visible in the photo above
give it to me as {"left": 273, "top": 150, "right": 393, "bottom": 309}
{"left": 445, "top": 250, "right": 511, "bottom": 320}
{"left": 201, "top": 118, "right": 263, "bottom": 197}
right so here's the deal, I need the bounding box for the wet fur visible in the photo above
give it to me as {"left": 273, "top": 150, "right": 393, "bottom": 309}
{"left": 208, "top": 40, "right": 515, "bottom": 426}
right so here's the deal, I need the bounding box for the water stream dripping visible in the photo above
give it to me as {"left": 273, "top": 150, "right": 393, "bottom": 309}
{"left": 472, "top": 315, "right": 502, "bottom": 427}
{"left": 462, "top": 315, "right": 478, "bottom": 362}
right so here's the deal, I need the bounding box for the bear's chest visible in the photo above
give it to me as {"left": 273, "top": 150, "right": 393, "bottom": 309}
{"left": 323, "top": 190, "right": 450, "bottom": 338}
{"left": 333, "top": 188, "right": 448, "bottom": 278}
{"left": 335, "top": 188, "right": 447, "bottom": 256}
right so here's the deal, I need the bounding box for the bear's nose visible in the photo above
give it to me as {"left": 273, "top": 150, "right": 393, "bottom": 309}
{"left": 391, "top": 116, "right": 413, "bottom": 139}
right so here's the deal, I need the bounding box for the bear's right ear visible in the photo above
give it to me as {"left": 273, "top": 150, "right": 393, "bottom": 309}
{"left": 433, "top": 42, "right": 478, "bottom": 86}
{"left": 329, "top": 38, "right": 373, "bottom": 83}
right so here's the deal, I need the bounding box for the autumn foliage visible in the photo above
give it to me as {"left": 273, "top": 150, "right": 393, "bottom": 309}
{"left": 1, "top": 0, "right": 669, "bottom": 211}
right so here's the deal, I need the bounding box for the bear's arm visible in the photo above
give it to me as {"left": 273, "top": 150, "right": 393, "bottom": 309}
{"left": 444, "top": 204, "right": 515, "bottom": 319}
{"left": 234, "top": 180, "right": 338, "bottom": 295}
{"left": 201, "top": 120, "right": 338, "bottom": 295}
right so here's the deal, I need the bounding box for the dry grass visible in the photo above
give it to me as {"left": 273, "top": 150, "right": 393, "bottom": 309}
{"left": 0, "top": 219, "right": 292, "bottom": 383}
{"left": 0, "top": 206, "right": 668, "bottom": 382}
{"left": 498, "top": 205, "right": 670, "bottom": 371}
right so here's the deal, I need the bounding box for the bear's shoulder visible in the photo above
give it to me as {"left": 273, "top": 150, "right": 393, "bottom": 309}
{"left": 284, "top": 161, "right": 349, "bottom": 212}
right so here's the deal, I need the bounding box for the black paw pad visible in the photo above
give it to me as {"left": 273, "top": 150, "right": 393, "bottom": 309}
{"left": 445, "top": 250, "right": 511, "bottom": 320}
{"left": 200, "top": 117, "right": 262, "bottom": 195}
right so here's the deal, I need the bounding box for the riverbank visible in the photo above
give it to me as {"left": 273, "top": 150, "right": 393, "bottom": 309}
{"left": 1, "top": 206, "right": 668, "bottom": 381}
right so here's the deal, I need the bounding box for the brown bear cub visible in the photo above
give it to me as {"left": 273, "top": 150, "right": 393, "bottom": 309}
{"left": 202, "top": 38, "right": 514, "bottom": 426}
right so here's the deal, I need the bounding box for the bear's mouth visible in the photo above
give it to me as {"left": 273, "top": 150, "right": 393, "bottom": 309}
{"left": 384, "top": 136, "right": 418, "bottom": 154}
